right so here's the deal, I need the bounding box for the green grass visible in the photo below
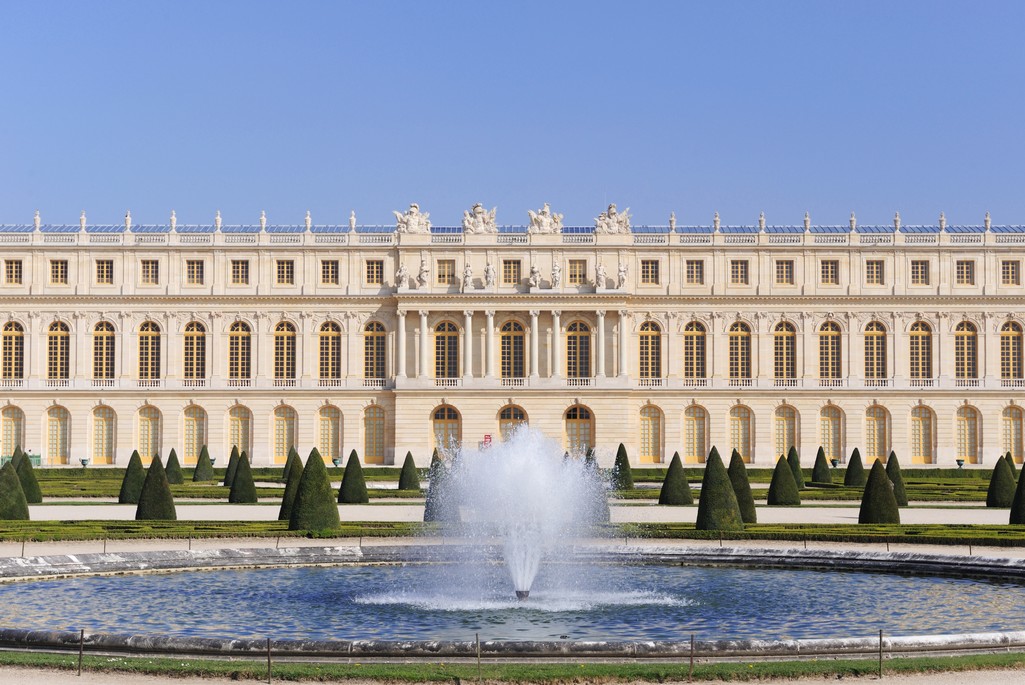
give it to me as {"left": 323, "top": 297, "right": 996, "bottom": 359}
{"left": 616, "top": 478, "right": 991, "bottom": 502}
{"left": 0, "top": 520, "right": 420, "bottom": 541}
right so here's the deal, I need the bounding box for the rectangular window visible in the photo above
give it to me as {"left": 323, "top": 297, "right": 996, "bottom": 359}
{"left": 685, "top": 260, "right": 705, "bottom": 285}
{"left": 185, "top": 259, "right": 204, "bottom": 285}
{"left": 640, "top": 259, "right": 659, "bottom": 285}
{"left": 321, "top": 259, "right": 339, "bottom": 285}
{"left": 502, "top": 260, "right": 521, "bottom": 285}
{"left": 820, "top": 259, "right": 839, "bottom": 285}
{"left": 50, "top": 260, "right": 68, "bottom": 285}
{"left": 365, "top": 259, "right": 383, "bottom": 285}
{"left": 276, "top": 259, "right": 295, "bottom": 285}
{"left": 865, "top": 259, "right": 884, "bottom": 286}
{"left": 775, "top": 260, "right": 795, "bottom": 286}
{"left": 911, "top": 260, "right": 930, "bottom": 285}
{"left": 730, "top": 260, "right": 749, "bottom": 285}
{"left": 1002, "top": 260, "right": 1021, "bottom": 286}
{"left": 568, "top": 259, "right": 587, "bottom": 285}
{"left": 95, "top": 260, "right": 113, "bottom": 285}
{"left": 956, "top": 260, "right": 975, "bottom": 286}
{"left": 140, "top": 259, "right": 159, "bottom": 285}
{"left": 436, "top": 259, "right": 455, "bottom": 285}
{"left": 230, "top": 259, "right": 250, "bottom": 285}
{"left": 4, "top": 260, "right": 22, "bottom": 285}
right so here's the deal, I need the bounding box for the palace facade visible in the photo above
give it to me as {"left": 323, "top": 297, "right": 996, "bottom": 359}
{"left": 0, "top": 205, "right": 1023, "bottom": 469}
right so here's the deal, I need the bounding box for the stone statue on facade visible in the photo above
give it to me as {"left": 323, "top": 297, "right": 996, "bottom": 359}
{"left": 484, "top": 262, "right": 496, "bottom": 288}
{"left": 349, "top": 211, "right": 357, "bottom": 232}
{"left": 394, "top": 203, "right": 431, "bottom": 234}
{"left": 416, "top": 259, "right": 430, "bottom": 288}
{"left": 551, "top": 262, "right": 562, "bottom": 288}
{"left": 596, "top": 263, "right": 608, "bottom": 288}
{"left": 462, "top": 203, "right": 497, "bottom": 234}
{"left": 395, "top": 262, "right": 409, "bottom": 287}
{"left": 528, "top": 264, "right": 542, "bottom": 288}
{"left": 617, "top": 262, "right": 628, "bottom": 289}
{"left": 462, "top": 263, "right": 473, "bottom": 290}
{"left": 595, "top": 203, "right": 631, "bottom": 234}
{"left": 527, "top": 202, "right": 563, "bottom": 234}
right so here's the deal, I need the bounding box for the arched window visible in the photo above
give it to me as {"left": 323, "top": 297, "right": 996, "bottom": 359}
{"left": 639, "top": 405, "right": 663, "bottom": 463}
{"left": 183, "top": 322, "right": 206, "bottom": 383}
{"left": 47, "top": 322, "right": 70, "bottom": 381}
{"left": 729, "top": 323, "right": 751, "bottom": 380}
{"left": 819, "top": 322, "right": 842, "bottom": 379}
{"left": 865, "top": 406, "right": 889, "bottom": 463}
{"left": 774, "top": 322, "right": 796, "bottom": 380}
{"left": 183, "top": 405, "right": 206, "bottom": 465}
{"left": 683, "top": 322, "right": 706, "bottom": 379}
{"left": 864, "top": 322, "right": 887, "bottom": 380}
{"left": 364, "top": 406, "right": 385, "bottom": 464}
{"left": 229, "top": 405, "right": 252, "bottom": 457}
{"left": 137, "top": 406, "right": 161, "bottom": 464}
{"left": 47, "top": 406, "right": 70, "bottom": 465}
{"left": 730, "top": 406, "right": 753, "bottom": 463}
{"left": 1, "top": 406, "right": 24, "bottom": 458}
{"left": 638, "top": 322, "right": 662, "bottom": 379}
{"left": 565, "top": 405, "right": 593, "bottom": 455}
{"left": 954, "top": 322, "right": 978, "bottom": 379}
{"left": 774, "top": 405, "right": 797, "bottom": 458}
{"left": 499, "top": 405, "right": 527, "bottom": 441}
{"left": 92, "top": 406, "right": 116, "bottom": 465}
{"left": 683, "top": 406, "right": 707, "bottom": 464}
{"left": 228, "top": 322, "right": 251, "bottom": 382}
{"left": 957, "top": 406, "right": 980, "bottom": 464}
{"left": 364, "top": 322, "right": 386, "bottom": 379}
{"left": 1004, "top": 406, "right": 1024, "bottom": 464}
{"left": 909, "top": 321, "right": 932, "bottom": 380}
{"left": 1001, "top": 322, "right": 1024, "bottom": 380}
{"left": 318, "top": 406, "right": 342, "bottom": 463}
{"left": 1, "top": 322, "right": 24, "bottom": 380}
{"left": 138, "top": 321, "right": 161, "bottom": 381}
{"left": 93, "top": 322, "right": 116, "bottom": 380}
{"left": 911, "top": 406, "right": 935, "bottom": 464}
{"left": 566, "top": 322, "right": 591, "bottom": 378}
{"left": 434, "top": 322, "right": 459, "bottom": 378}
{"left": 319, "top": 322, "right": 342, "bottom": 381}
{"left": 432, "top": 405, "right": 461, "bottom": 455}
{"left": 274, "top": 322, "right": 297, "bottom": 382}
{"left": 820, "top": 406, "right": 843, "bottom": 463}
{"left": 500, "top": 321, "right": 525, "bottom": 379}
{"left": 273, "top": 406, "right": 297, "bottom": 464}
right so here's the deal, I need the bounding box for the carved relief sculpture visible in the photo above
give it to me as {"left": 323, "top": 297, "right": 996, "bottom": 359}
{"left": 551, "top": 262, "right": 562, "bottom": 288}
{"left": 527, "top": 202, "right": 564, "bottom": 234}
{"left": 596, "top": 262, "right": 608, "bottom": 288}
{"left": 462, "top": 263, "right": 474, "bottom": 291}
{"left": 484, "top": 262, "right": 496, "bottom": 288}
{"left": 394, "top": 203, "right": 431, "bottom": 234}
{"left": 416, "top": 259, "right": 430, "bottom": 288}
{"left": 528, "top": 264, "right": 542, "bottom": 288}
{"left": 395, "top": 263, "right": 409, "bottom": 287}
{"left": 594, "top": 203, "right": 631, "bottom": 234}
{"left": 617, "top": 262, "right": 628, "bottom": 289}
{"left": 461, "top": 203, "right": 497, "bottom": 234}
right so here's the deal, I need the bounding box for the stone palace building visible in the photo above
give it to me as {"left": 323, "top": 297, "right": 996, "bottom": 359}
{"left": 0, "top": 203, "right": 1022, "bottom": 468}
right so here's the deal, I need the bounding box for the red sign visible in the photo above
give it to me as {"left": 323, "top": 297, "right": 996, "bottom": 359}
{"left": 483, "top": 434, "right": 492, "bottom": 447}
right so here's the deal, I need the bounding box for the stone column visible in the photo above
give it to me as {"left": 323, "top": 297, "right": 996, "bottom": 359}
{"left": 419, "top": 310, "right": 430, "bottom": 379}
{"left": 396, "top": 311, "right": 407, "bottom": 378}
{"left": 463, "top": 310, "right": 474, "bottom": 379}
{"left": 485, "top": 311, "right": 495, "bottom": 378}
{"left": 529, "top": 310, "right": 539, "bottom": 378}
{"left": 618, "top": 310, "right": 630, "bottom": 379}
{"left": 551, "top": 311, "right": 562, "bottom": 378}
{"left": 595, "top": 310, "right": 606, "bottom": 378}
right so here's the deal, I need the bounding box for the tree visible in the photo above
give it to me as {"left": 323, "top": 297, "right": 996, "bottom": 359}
{"left": 398, "top": 452, "right": 420, "bottom": 491}
{"left": 987, "top": 456, "right": 1017, "bottom": 508}
{"left": 164, "top": 448, "right": 184, "bottom": 485}
{"left": 844, "top": 448, "right": 867, "bottom": 487}
{"left": 1006, "top": 452, "right": 1018, "bottom": 480}
{"left": 811, "top": 447, "right": 832, "bottom": 484}
{"left": 282, "top": 446, "right": 300, "bottom": 482}
{"left": 885, "top": 451, "right": 908, "bottom": 507}
{"left": 192, "top": 445, "right": 214, "bottom": 482}
{"left": 1010, "top": 463, "right": 1025, "bottom": 524}
{"left": 767, "top": 456, "right": 801, "bottom": 506}
{"left": 612, "top": 444, "right": 633, "bottom": 490}
{"left": 135, "top": 455, "right": 177, "bottom": 521}
{"left": 859, "top": 460, "right": 900, "bottom": 524}
{"left": 223, "top": 445, "right": 240, "bottom": 487}
{"left": 338, "top": 449, "right": 369, "bottom": 504}
{"left": 658, "top": 452, "right": 693, "bottom": 505}
{"left": 694, "top": 447, "right": 744, "bottom": 531}
{"left": 0, "top": 462, "right": 29, "bottom": 520}
{"left": 118, "top": 450, "right": 146, "bottom": 504}
{"left": 786, "top": 446, "right": 805, "bottom": 490}
{"left": 228, "top": 453, "right": 258, "bottom": 503}
{"left": 423, "top": 459, "right": 452, "bottom": 522}
{"left": 727, "top": 449, "right": 757, "bottom": 524}
{"left": 289, "top": 450, "right": 340, "bottom": 531}
{"left": 15, "top": 453, "right": 41, "bottom": 504}
{"left": 584, "top": 448, "right": 598, "bottom": 470}
{"left": 430, "top": 448, "right": 441, "bottom": 466}
{"left": 10, "top": 446, "right": 24, "bottom": 470}
{"left": 278, "top": 450, "right": 306, "bottom": 521}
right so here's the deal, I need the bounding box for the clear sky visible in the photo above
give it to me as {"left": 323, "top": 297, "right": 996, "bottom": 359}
{"left": 1, "top": 1, "right": 1023, "bottom": 227}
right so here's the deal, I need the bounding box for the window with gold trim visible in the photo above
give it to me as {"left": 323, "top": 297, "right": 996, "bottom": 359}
{"left": 730, "top": 260, "right": 749, "bottom": 285}
{"left": 183, "top": 406, "right": 206, "bottom": 465}
{"left": 275, "top": 259, "right": 295, "bottom": 285}
{"left": 1001, "top": 322, "right": 1024, "bottom": 379}
{"left": 4, "top": 260, "right": 22, "bottom": 285}
{"left": 775, "top": 260, "right": 794, "bottom": 286}
{"left": 638, "top": 321, "right": 661, "bottom": 379}
{"left": 683, "top": 405, "right": 707, "bottom": 463}
{"left": 137, "top": 406, "right": 160, "bottom": 463}
{"left": 273, "top": 322, "right": 297, "bottom": 381}
{"left": 432, "top": 406, "right": 461, "bottom": 455}
{"left": 47, "top": 406, "right": 69, "bottom": 465}
{"left": 1, "top": 406, "right": 24, "bottom": 459}
{"left": 319, "top": 322, "right": 342, "bottom": 380}
{"left": 499, "top": 405, "right": 527, "bottom": 441}
{"left": 819, "top": 322, "right": 842, "bottom": 379}
{"left": 47, "top": 322, "right": 70, "bottom": 380}
{"left": 1003, "top": 260, "right": 1021, "bottom": 286}
{"left": 639, "top": 406, "right": 663, "bottom": 464}
{"left": 957, "top": 406, "right": 979, "bottom": 464}
{"left": 865, "top": 259, "right": 884, "bottom": 286}
{"left": 273, "top": 406, "right": 297, "bottom": 464}
{"left": 1004, "top": 406, "right": 1024, "bottom": 464}
{"left": 95, "top": 259, "right": 113, "bottom": 285}
{"left": 140, "top": 259, "right": 159, "bottom": 285}
{"left": 909, "top": 321, "right": 932, "bottom": 379}
{"left": 820, "top": 406, "right": 842, "bottom": 462}
{"left": 364, "top": 406, "right": 385, "bottom": 464}
{"left": 230, "top": 259, "right": 249, "bottom": 285}
{"left": 500, "top": 321, "right": 525, "bottom": 378}
{"left": 318, "top": 406, "right": 341, "bottom": 463}
{"left": 773, "top": 322, "right": 796, "bottom": 379}
{"left": 683, "top": 322, "right": 705, "bottom": 379}
{"left": 729, "top": 322, "right": 751, "bottom": 379}
{"left": 565, "top": 405, "right": 593, "bottom": 455}
{"left": 954, "top": 321, "right": 978, "bottom": 379}
{"left": 434, "top": 322, "right": 459, "bottom": 378}
{"left": 864, "top": 322, "right": 887, "bottom": 379}
{"left": 865, "top": 406, "right": 888, "bottom": 463}
{"left": 50, "top": 259, "right": 68, "bottom": 285}
{"left": 321, "top": 259, "right": 339, "bottom": 285}
{"left": 228, "top": 322, "right": 251, "bottom": 381}
{"left": 566, "top": 321, "right": 591, "bottom": 378}
{"left": 364, "top": 322, "right": 386, "bottom": 379}
{"left": 436, "top": 259, "right": 455, "bottom": 285}
{"left": 93, "top": 322, "right": 115, "bottom": 379}
{"left": 502, "top": 260, "right": 521, "bottom": 285}
{"left": 1, "top": 322, "right": 24, "bottom": 380}
{"left": 185, "top": 259, "right": 204, "bottom": 285}
{"left": 92, "top": 406, "right": 115, "bottom": 465}
{"left": 730, "top": 406, "right": 752, "bottom": 463}
{"left": 183, "top": 322, "right": 206, "bottom": 381}
{"left": 911, "top": 406, "right": 934, "bottom": 464}
{"left": 137, "top": 321, "right": 161, "bottom": 380}
{"left": 774, "top": 405, "right": 797, "bottom": 458}
{"left": 685, "top": 259, "right": 704, "bottom": 285}
{"left": 229, "top": 405, "right": 251, "bottom": 458}
{"left": 820, "top": 260, "right": 839, "bottom": 285}
{"left": 910, "top": 260, "right": 930, "bottom": 285}
{"left": 955, "top": 260, "right": 975, "bottom": 286}
{"left": 568, "top": 260, "right": 587, "bottom": 285}
{"left": 640, "top": 260, "right": 659, "bottom": 285}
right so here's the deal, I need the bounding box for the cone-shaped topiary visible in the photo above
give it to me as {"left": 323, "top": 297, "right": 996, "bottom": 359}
{"left": 282, "top": 446, "right": 300, "bottom": 482}
{"left": 135, "top": 455, "right": 177, "bottom": 521}
{"left": 1006, "top": 452, "right": 1018, "bottom": 480}
{"left": 338, "top": 449, "right": 369, "bottom": 504}
{"left": 584, "top": 447, "right": 598, "bottom": 470}
{"left": 164, "top": 448, "right": 184, "bottom": 485}
{"left": 398, "top": 451, "right": 420, "bottom": 491}
{"left": 430, "top": 448, "right": 441, "bottom": 466}
{"left": 1010, "top": 465, "right": 1025, "bottom": 524}
{"left": 289, "top": 450, "right": 340, "bottom": 531}
{"left": 15, "top": 453, "right": 41, "bottom": 504}
{"left": 223, "top": 445, "right": 240, "bottom": 487}
{"left": 118, "top": 450, "right": 146, "bottom": 504}
{"left": 658, "top": 452, "right": 693, "bottom": 505}
{"left": 612, "top": 444, "right": 633, "bottom": 490}
{"left": 767, "top": 456, "right": 801, "bottom": 506}
{"left": 811, "top": 447, "right": 832, "bottom": 484}
{"left": 695, "top": 447, "right": 743, "bottom": 531}
{"left": 192, "top": 445, "right": 214, "bottom": 482}
{"left": 228, "top": 453, "right": 258, "bottom": 503}
{"left": 10, "top": 445, "right": 24, "bottom": 470}
{"left": 278, "top": 450, "right": 305, "bottom": 521}
{"left": 423, "top": 459, "right": 461, "bottom": 523}
{"left": 885, "top": 451, "right": 908, "bottom": 507}
{"left": 786, "top": 446, "right": 805, "bottom": 490}
{"left": 727, "top": 449, "right": 757, "bottom": 524}
{"left": 844, "top": 448, "right": 867, "bottom": 487}
{"left": 987, "top": 456, "right": 1017, "bottom": 508}
{"left": 0, "top": 462, "right": 29, "bottom": 520}
{"left": 859, "top": 460, "right": 900, "bottom": 524}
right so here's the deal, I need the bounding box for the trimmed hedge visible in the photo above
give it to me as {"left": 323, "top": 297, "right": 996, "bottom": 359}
{"left": 786, "top": 446, "right": 805, "bottom": 490}
{"left": 398, "top": 452, "right": 420, "bottom": 491}
{"left": 612, "top": 444, "right": 633, "bottom": 490}
{"left": 135, "top": 455, "right": 177, "bottom": 521}
{"left": 338, "top": 450, "right": 369, "bottom": 504}
{"left": 987, "top": 456, "right": 1017, "bottom": 508}
{"left": 727, "top": 449, "right": 757, "bottom": 524}
{"left": 289, "top": 450, "right": 340, "bottom": 531}
{"left": 118, "top": 451, "right": 146, "bottom": 504}
{"left": 278, "top": 450, "right": 306, "bottom": 521}
{"left": 15, "top": 453, "right": 41, "bottom": 504}
{"left": 282, "top": 446, "right": 300, "bottom": 483}
{"left": 694, "top": 447, "right": 743, "bottom": 531}
{"left": 844, "top": 448, "right": 867, "bottom": 487}
{"left": 767, "top": 456, "right": 801, "bottom": 506}
{"left": 1011, "top": 464, "right": 1025, "bottom": 524}
{"left": 886, "top": 451, "right": 908, "bottom": 507}
{"left": 10, "top": 446, "right": 24, "bottom": 471}
{"left": 192, "top": 445, "right": 214, "bottom": 482}
{"left": 859, "top": 460, "right": 900, "bottom": 524}
{"left": 811, "top": 447, "right": 831, "bottom": 484}
{"left": 164, "top": 449, "right": 184, "bottom": 485}
{"left": 1006, "top": 452, "right": 1018, "bottom": 480}
{"left": 658, "top": 452, "right": 693, "bottom": 506}
{"left": 0, "top": 462, "right": 29, "bottom": 520}
{"left": 223, "top": 446, "right": 241, "bottom": 487}
{"left": 228, "top": 453, "right": 258, "bottom": 503}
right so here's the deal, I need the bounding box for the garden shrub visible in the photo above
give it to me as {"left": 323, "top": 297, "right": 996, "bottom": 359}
{"left": 278, "top": 451, "right": 306, "bottom": 520}
{"left": 844, "top": 448, "right": 867, "bottom": 487}
{"left": 811, "top": 446, "right": 832, "bottom": 484}
{"left": 584, "top": 447, "right": 597, "bottom": 470}
{"left": 192, "top": 445, "right": 214, "bottom": 482}
{"left": 767, "top": 456, "right": 801, "bottom": 506}
{"left": 118, "top": 450, "right": 146, "bottom": 504}
{"left": 164, "top": 448, "right": 184, "bottom": 485}
{"left": 430, "top": 448, "right": 441, "bottom": 466}
{"left": 658, "top": 452, "right": 693, "bottom": 505}
{"left": 228, "top": 453, "right": 258, "bottom": 503}
{"left": 10, "top": 446, "right": 24, "bottom": 470}
{"left": 338, "top": 450, "right": 369, "bottom": 504}
{"left": 289, "top": 450, "right": 339, "bottom": 531}
{"left": 859, "top": 460, "right": 900, "bottom": 524}
{"left": 0, "top": 462, "right": 29, "bottom": 520}
{"left": 223, "top": 446, "right": 241, "bottom": 487}
{"left": 987, "top": 456, "right": 1017, "bottom": 508}
{"left": 612, "top": 443, "right": 633, "bottom": 490}
{"left": 727, "top": 449, "right": 757, "bottom": 524}
{"left": 694, "top": 447, "right": 743, "bottom": 531}
{"left": 398, "top": 452, "right": 420, "bottom": 491}
{"left": 886, "top": 451, "right": 908, "bottom": 507}
{"left": 135, "top": 455, "right": 177, "bottom": 521}
{"left": 1006, "top": 452, "right": 1018, "bottom": 480}
{"left": 786, "top": 446, "right": 805, "bottom": 490}
{"left": 283, "top": 446, "right": 300, "bottom": 482}
{"left": 15, "top": 453, "right": 41, "bottom": 504}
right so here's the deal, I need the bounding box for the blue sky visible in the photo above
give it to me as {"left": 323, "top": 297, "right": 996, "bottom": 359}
{"left": 1, "top": 1, "right": 1023, "bottom": 227}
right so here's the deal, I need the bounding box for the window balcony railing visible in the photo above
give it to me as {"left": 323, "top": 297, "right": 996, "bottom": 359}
{"left": 46, "top": 378, "right": 70, "bottom": 388}
{"left": 638, "top": 378, "right": 664, "bottom": 388}
{"left": 728, "top": 378, "right": 753, "bottom": 387}
{"left": 319, "top": 378, "right": 344, "bottom": 387}
{"left": 909, "top": 378, "right": 936, "bottom": 388}
{"left": 566, "top": 377, "right": 592, "bottom": 387}
{"left": 0, "top": 378, "right": 24, "bottom": 388}
{"left": 682, "top": 378, "right": 708, "bottom": 387}
{"left": 182, "top": 378, "right": 207, "bottom": 388}
{"left": 363, "top": 378, "right": 386, "bottom": 388}
{"left": 434, "top": 378, "right": 461, "bottom": 388}
{"left": 91, "top": 378, "right": 115, "bottom": 388}
{"left": 1002, "top": 378, "right": 1025, "bottom": 388}
{"left": 773, "top": 378, "right": 798, "bottom": 388}
{"left": 818, "top": 378, "right": 845, "bottom": 388}
{"left": 273, "top": 378, "right": 297, "bottom": 388}
{"left": 864, "top": 378, "right": 891, "bottom": 388}
{"left": 955, "top": 378, "right": 980, "bottom": 388}
{"left": 227, "top": 378, "right": 252, "bottom": 388}
{"left": 137, "top": 379, "right": 162, "bottom": 388}
{"left": 501, "top": 377, "right": 526, "bottom": 387}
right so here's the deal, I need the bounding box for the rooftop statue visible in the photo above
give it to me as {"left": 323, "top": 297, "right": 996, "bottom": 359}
{"left": 595, "top": 203, "right": 631, "bottom": 234}
{"left": 462, "top": 203, "right": 497, "bottom": 234}
{"left": 394, "top": 203, "right": 431, "bottom": 234}
{"left": 527, "top": 203, "right": 563, "bottom": 234}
